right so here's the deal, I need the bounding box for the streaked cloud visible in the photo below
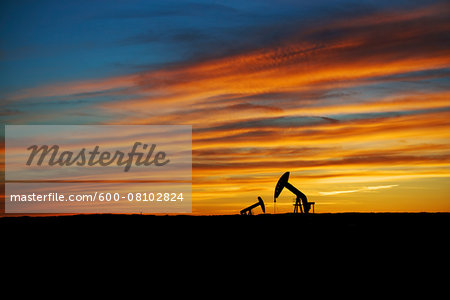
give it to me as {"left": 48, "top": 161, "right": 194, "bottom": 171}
{"left": 320, "top": 185, "right": 398, "bottom": 196}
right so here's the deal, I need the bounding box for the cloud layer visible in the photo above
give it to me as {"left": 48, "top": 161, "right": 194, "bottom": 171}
{"left": 2, "top": 1, "right": 450, "bottom": 213}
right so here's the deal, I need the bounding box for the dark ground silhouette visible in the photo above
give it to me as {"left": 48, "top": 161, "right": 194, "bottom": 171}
{"left": 2, "top": 213, "right": 448, "bottom": 258}
{"left": 2, "top": 212, "right": 448, "bottom": 237}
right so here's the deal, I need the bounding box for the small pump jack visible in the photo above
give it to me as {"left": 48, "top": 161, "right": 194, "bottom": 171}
{"left": 240, "top": 197, "right": 265, "bottom": 215}
{"left": 274, "top": 172, "right": 314, "bottom": 214}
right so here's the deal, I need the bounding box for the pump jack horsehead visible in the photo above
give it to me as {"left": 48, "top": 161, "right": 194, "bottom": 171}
{"left": 274, "top": 172, "right": 315, "bottom": 214}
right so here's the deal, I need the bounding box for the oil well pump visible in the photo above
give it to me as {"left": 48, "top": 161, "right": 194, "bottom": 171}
{"left": 240, "top": 196, "right": 265, "bottom": 215}
{"left": 274, "top": 172, "right": 315, "bottom": 214}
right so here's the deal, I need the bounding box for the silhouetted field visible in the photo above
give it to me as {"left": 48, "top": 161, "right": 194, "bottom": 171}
{"left": 2, "top": 212, "right": 448, "bottom": 237}
{"left": 3, "top": 213, "right": 448, "bottom": 258}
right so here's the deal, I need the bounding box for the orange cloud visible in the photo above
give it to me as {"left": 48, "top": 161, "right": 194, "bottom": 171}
{"left": 6, "top": 75, "right": 137, "bottom": 102}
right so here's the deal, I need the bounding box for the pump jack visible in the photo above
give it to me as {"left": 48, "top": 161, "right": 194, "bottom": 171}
{"left": 240, "top": 197, "right": 265, "bottom": 215}
{"left": 274, "top": 172, "right": 314, "bottom": 214}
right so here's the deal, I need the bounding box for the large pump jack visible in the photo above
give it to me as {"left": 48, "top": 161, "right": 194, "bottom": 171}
{"left": 274, "top": 172, "right": 314, "bottom": 214}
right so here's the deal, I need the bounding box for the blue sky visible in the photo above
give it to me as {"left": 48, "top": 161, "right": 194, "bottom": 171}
{"left": 0, "top": 0, "right": 423, "bottom": 92}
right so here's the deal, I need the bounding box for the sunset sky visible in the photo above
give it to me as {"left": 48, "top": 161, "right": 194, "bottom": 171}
{"left": 1, "top": 0, "right": 450, "bottom": 214}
